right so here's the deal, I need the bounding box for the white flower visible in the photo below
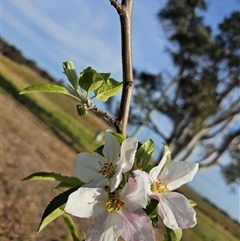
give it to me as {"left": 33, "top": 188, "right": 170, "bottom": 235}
{"left": 134, "top": 145, "right": 199, "bottom": 230}
{"left": 74, "top": 130, "right": 138, "bottom": 192}
{"left": 65, "top": 177, "right": 155, "bottom": 241}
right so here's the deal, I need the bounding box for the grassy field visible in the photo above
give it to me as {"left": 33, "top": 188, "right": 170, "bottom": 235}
{"left": 1, "top": 54, "right": 239, "bottom": 241}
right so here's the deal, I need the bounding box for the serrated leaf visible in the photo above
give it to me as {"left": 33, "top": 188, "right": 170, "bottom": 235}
{"left": 94, "top": 78, "right": 122, "bottom": 102}
{"left": 22, "top": 172, "right": 83, "bottom": 188}
{"left": 62, "top": 213, "right": 80, "bottom": 241}
{"left": 79, "top": 67, "right": 104, "bottom": 93}
{"left": 63, "top": 61, "right": 79, "bottom": 90}
{"left": 135, "top": 139, "right": 155, "bottom": 170}
{"left": 20, "top": 84, "right": 70, "bottom": 95}
{"left": 163, "top": 227, "right": 182, "bottom": 241}
{"left": 98, "top": 72, "right": 111, "bottom": 81}
{"left": 38, "top": 186, "right": 79, "bottom": 232}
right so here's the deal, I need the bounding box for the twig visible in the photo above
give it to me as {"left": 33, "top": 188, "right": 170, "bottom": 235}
{"left": 110, "top": 0, "right": 134, "bottom": 136}
{"left": 91, "top": 104, "right": 118, "bottom": 126}
{"left": 109, "top": 0, "right": 123, "bottom": 14}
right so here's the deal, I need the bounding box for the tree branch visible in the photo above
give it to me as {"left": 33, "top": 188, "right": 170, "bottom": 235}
{"left": 110, "top": 0, "right": 134, "bottom": 136}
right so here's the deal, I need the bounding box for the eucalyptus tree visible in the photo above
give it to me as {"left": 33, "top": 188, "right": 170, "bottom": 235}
{"left": 116, "top": 0, "right": 240, "bottom": 184}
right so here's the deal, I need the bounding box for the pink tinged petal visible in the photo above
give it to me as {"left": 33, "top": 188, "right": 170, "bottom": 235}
{"left": 64, "top": 187, "right": 108, "bottom": 218}
{"left": 133, "top": 170, "right": 152, "bottom": 195}
{"left": 119, "top": 137, "right": 138, "bottom": 173}
{"left": 120, "top": 177, "right": 149, "bottom": 211}
{"left": 103, "top": 131, "right": 120, "bottom": 165}
{"left": 160, "top": 162, "right": 199, "bottom": 190}
{"left": 86, "top": 211, "right": 123, "bottom": 241}
{"left": 75, "top": 153, "right": 105, "bottom": 183}
{"left": 121, "top": 209, "right": 155, "bottom": 241}
{"left": 157, "top": 192, "right": 197, "bottom": 229}
{"left": 149, "top": 147, "right": 171, "bottom": 182}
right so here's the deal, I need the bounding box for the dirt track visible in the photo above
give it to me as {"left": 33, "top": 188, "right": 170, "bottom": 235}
{"left": 1, "top": 90, "right": 164, "bottom": 241}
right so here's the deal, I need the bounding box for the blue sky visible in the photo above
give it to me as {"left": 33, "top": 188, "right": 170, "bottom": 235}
{"left": 1, "top": 0, "right": 239, "bottom": 222}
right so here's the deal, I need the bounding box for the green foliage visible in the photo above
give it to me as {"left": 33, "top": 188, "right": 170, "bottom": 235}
{"left": 22, "top": 172, "right": 84, "bottom": 189}
{"left": 20, "top": 61, "right": 122, "bottom": 118}
{"left": 135, "top": 139, "right": 155, "bottom": 170}
{"left": 79, "top": 67, "right": 106, "bottom": 94}
{"left": 189, "top": 199, "right": 197, "bottom": 207}
{"left": 94, "top": 77, "right": 122, "bottom": 102}
{"left": 111, "top": 132, "right": 125, "bottom": 143}
{"left": 37, "top": 186, "right": 80, "bottom": 232}
{"left": 63, "top": 61, "right": 80, "bottom": 90}
{"left": 76, "top": 104, "right": 88, "bottom": 116}
{"left": 20, "top": 84, "right": 70, "bottom": 95}
{"left": 163, "top": 227, "right": 182, "bottom": 241}
{"left": 144, "top": 199, "right": 159, "bottom": 226}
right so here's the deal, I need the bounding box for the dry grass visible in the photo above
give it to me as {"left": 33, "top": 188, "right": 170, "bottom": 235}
{"left": 1, "top": 54, "right": 239, "bottom": 241}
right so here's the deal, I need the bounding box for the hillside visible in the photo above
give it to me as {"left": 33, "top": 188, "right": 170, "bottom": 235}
{"left": 1, "top": 48, "right": 239, "bottom": 241}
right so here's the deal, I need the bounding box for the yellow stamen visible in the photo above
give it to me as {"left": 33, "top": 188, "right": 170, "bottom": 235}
{"left": 151, "top": 179, "right": 169, "bottom": 194}
{"left": 104, "top": 193, "right": 124, "bottom": 213}
{"left": 98, "top": 162, "right": 116, "bottom": 178}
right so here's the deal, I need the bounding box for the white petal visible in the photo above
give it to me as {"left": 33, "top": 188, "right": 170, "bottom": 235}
{"left": 149, "top": 146, "right": 170, "bottom": 181}
{"left": 120, "top": 177, "right": 149, "bottom": 211}
{"left": 86, "top": 211, "right": 123, "bottom": 241}
{"left": 109, "top": 167, "right": 122, "bottom": 192}
{"left": 65, "top": 187, "right": 107, "bottom": 218}
{"left": 157, "top": 192, "right": 197, "bottom": 229}
{"left": 75, "top": 153, "right": 105, "bottom": 183}
{"left": 160, "top": 162, "right": 199, "bottom": 190}
{"left": 119, "top": 137, "right": 138, "bottom": 173}
{"left": 133, "top": 170, "right": 152, "bottom": 195}
{"left": 121, "top": 209, "right": 155, "bottom": 241}
{"left": 102, "top": 131, "right": 120, "bottom": 165}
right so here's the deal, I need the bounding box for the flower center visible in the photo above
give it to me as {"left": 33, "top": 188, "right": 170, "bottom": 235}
{"left": 98, "top": 162, "right": 116, "bottom": 178}
{"left": 104, "top": 193, "right": 124, "bottom": 213}
{"left": 151, "top": 179, "right": 169, "bottom": 194}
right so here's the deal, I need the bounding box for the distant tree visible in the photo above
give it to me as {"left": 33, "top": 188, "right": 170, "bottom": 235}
{"left": 106, "top": 0, "right": 240, "bottom": 185}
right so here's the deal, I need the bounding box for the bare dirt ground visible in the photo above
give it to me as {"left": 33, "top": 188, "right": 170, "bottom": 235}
{"left": 1, "top": 90, "right": 164, "bottom": 241}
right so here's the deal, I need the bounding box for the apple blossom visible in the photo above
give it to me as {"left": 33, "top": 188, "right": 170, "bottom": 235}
{"left": 74, "top": 130, "right": 138, "bottom": 192}
{"left": 65, "top": 176, "right": 155, "bottom": 241}
{"left": 134, "top": 145, "right": 199, "bottom": 230}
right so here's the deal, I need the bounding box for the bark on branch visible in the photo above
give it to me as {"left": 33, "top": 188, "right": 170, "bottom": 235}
{"left": 110, "top": 0, "right": 134, "bottom": 136}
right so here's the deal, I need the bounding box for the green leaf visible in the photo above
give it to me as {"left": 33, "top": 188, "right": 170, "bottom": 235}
{"left": 189, "top": 199, "right": 197, "bottom": 207}
{"left": 144, "top": 164, "right": 153, "bottom": 173}
{"left": 20, "top": 84, "right": 71, "bottom": 95}
{"left": 22, "top": 172, "right": 83, "bottom": 189}
{"left": 79, "top": 67, "right": 105, "bottom": 93}
{"left": 62, "top": 213, "right": 80, "bottom": 241}
{"left": 144, "top": 199, "right": 159, "bottom": 216}
{"left": 38, "top": 186, "right": 79, "bottom": 232}
{"left": 94, "top": 78, "right": 122, "bottom": 102}
{"left": 63, "top": 61, "right": 79, "bottom": 90}
{"left": 76, "top": 105, "right": 88, "bottom": 116}
{"left": 163, "top": 227, "right": 182, "bottom": 241}
{"left": 94, "top": 145, "right": 104, "bottom": 156}
{"left": 150, "top": 214, "right": 159, "bottom": 227}
{"left": 135, "top": 139, "right": 155, "bottom": 170}
{"left": 111, "top": 132, "right": 125, "bottom": 143}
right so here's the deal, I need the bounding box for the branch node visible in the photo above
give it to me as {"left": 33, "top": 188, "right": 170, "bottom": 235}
{"left": 109, "top": 0, "right": 124, "bottom": 15}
